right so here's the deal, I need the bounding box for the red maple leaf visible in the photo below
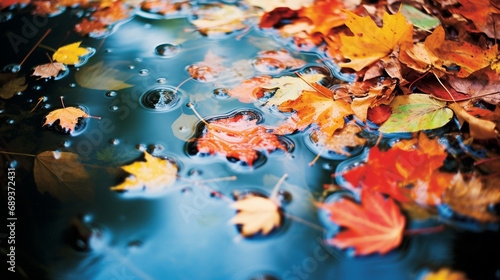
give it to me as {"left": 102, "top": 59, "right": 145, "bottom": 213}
{"left": 320, "top": 189, "right": 406, "bottom": 256}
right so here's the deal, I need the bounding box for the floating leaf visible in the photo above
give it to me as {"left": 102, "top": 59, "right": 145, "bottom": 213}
{"left": 32, "top": 62, "right": 67, "bottom": 79}
{"left": 34, "top": 151, "right": 92, "bottom": 202}
{"left": 265, "top": 74, "right": 325, "bottom": 106}
{"left": 52, "top": 42, "right": 90, "bottom": 65}
{"left": 379, "top": 94, "right": 453, "bottom": 133}
{"left": 75, "top": 61, "right": 134, "bottom": 91}
{"left": 191, "top": 4, "right": 249, "bottom": 36}
{"left": 111, "top": 152, "right": 178, "bottom": 192}
{"left": 43, "top": 106, "right": 90, "bottom": 133}
{"left": 422, "top": 268, "right": 469, "bottom": 280}
{"left": 230, "top": 195, "right": 281, "bottom": 236}
{"left": 246, "top": 0, "right": 313, "bottom": 12}
{"left": 171, "top": 113, "right": 199, "bottom": 141}
{"left": 0, "top": 76, "right": 27, "bottom": 99}
{"left": 310, "top": 121, "right": 366, "bottom": 156}
{"left": 320, "top": 189, "right": 406, "bottom": 256}
{"left": 187, "top": 51, "right": 226, "bottom": 82}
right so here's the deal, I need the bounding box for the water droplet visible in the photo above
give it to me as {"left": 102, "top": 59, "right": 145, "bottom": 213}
{"left": 0, "top": 108, "right": 4, "bottom": 113}
{"left": 3, "top": 63, "right": 21, "bottom": 73}
{"left": 147, "top": 144, "right": 165, "bottom": 154}
{"left": 128, "top": 65, "right": 135, "bottom": 70}
{"left": 179, "top": 126, "right": 187, "bottom": 132}
{"left": 69, "top": 83, "right": 77, "bottom": 88}
{"left": 252, "top": 57, "right": 286, "bottom": 74}
{"left": 43, "top": 103, "right": 51, "bottom": 109}
{"left": 186, "top": 102, "right": 195, "bottom": 108}
{"left": 134, "top": 58, "right": 143, "bottom": 63}
{"left": 181, "top": 187, "right": 192, "bottom": 194}
{"left": 110, "top": 105, "right": 119, "bottom": 111}
{"left": 104, "top": 49, "right": 112, "bottom": 53}
{"left": 156, "top": 78, "right": 167, "bottom": 84}
{"left": 65, "top": 215, "right": 106, "bottom": 253}
{"left": 144, "top": 23, "right": 152, "bottom": 29}
{"left": 15, "top": 91, "right": 22, "bottom": 96}
{"left": 188, "top": 169, "right": 203, "bottom": 177}
{"left": 6, "top": 119, "right": 14, "bottom": 124}
{"left": 140, "top": 87, "right": 180, "bottom": 111}
{"left": 322, "top": 163, "right": 334, "bottom": 171}
{"left": 212, "top": 88, "right": 230, "bottom": 99}
{"left": 154, "top": 44, "right": 179, "bottom": 58}
{"left": 27, "top": 99, "right": 33, "bottom": 103}
{"left": 110, "top": 138, "right": 120, "bottom": 145}
{"left": 106, "top": 91, "right": 117, "bottom": 97}
{"left": 0, "top": 11, "right": 13, "bottom": 22}
{"left": 277, "top": 190, "right": 292, "bottom": 204}
{"left": 62, "top": 140, "right": 71, "bottom": 148}
{"left": 9, "top": 160, "right": 17, "bottom": 168}
{"left": 139, "top": 68, "right": 149, "bottom": 75}
{"left": 33, "top": 85, "right": 41, "bottom": 90}
{"left": 136, "top": 144, "right": 146, "bottom": 151}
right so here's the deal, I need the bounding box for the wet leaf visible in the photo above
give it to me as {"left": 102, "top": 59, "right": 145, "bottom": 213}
{"left": 400, "top": 4, "right": 440, "bottom": 30}
{"left": 110, "top": 152, "right": 178, "bottom": 192}
{"left": 171, "top": 113, "right": 199, "bottom": 141}
{"left": 32, "top": 62, "right": 67, "bottom": 79}
{"left": 187, "top": 51, "right": 226, "bottom": 82}
{"left": 310, "top": 121, "right": 366, "bottom": 156}
{"left": 191, "top": 4, "right": 249, "bottom": 36}
{"left": 52, "top": 42, "right": 90, "bottom": 65}
{"left": 0, "top": 76, "right": 27, "bottom": 99}
{"left": 319, "top": 189, "right": 406, "bottom": 256}
{"left": 246, "top": 0, "right": 313, "bottom": 12}
{"left": 379, "top": 94, "right": 453, "bottom": 133}
{"left": 34, "top": 151, "right": 92, "bottom": 202}
{"left": 230, "top": 195, "right": 281, "bottom": 236}
{"left": 74, "top": 18, "right": 108, "bottom": 37}
{"left": 347, "top": 77, "right": 397, "bottom": 122}
{"left": 339, "top": 10, "right": 413, "bottom": 71}
{"left": 254, "top": 49, "right": 306, "bottom": 73}
{"left": 75, "top": 61, "right": 134, "bottom": 91}
{"left": 367, "top": 104, "right": 392, "bottom": 125}
{"left": 265, "top": 74, "right": 325, "bottom": 106}
{"left": 43, "top": 106, "right": 89, "bottom": 133}
{"left": 422, "top": 268, "right": 469, "bottom": 280}
{"left": 298, "top": 0, "right": 347, "bottom": 35}
{"left": 447, "top": 66, "right": 500, "bottom": 104}
{"left": 195, "top": 115, "right": 287, "bottom": 166}
{"left": 228, "top": 76, "right": 273, "bottom": 103}
{"left": 450, "top": 0, "right": 500, "bottom": 39}
{"left": 444, "top": 173, "right": 500, "bottom": 222}
{"left": 448, "top": 103, "right": 498, "bottom": 140}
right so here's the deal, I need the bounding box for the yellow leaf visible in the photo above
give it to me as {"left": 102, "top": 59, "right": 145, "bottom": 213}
{"left": 230, "top": 195, "right": 281, "bottom": 236}
{"left": 75, "top": 61, "right": 134, "bottom": 91}
{"left": 111, "top": 152, "right": 178, "bottom": 191}
{"left": 422, "top": 268, "right": 469, "bottom": 280}
{"left": 339, "top": 10, "right": 413, "bottom": 71}
{"left": 245, "top": 0, "right": 313, "bottom": 12}
{"left": 265, "top": 74, "right": 325, "bottom": 106}
{"left": 43, "top": 107, "right": 89, "bottom": 133}
{"left": 52, "top": 42, "right": 90, "bottom": 65}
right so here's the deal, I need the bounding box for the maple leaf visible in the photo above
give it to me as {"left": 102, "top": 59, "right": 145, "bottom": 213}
{"left": 141, "top": 0, "right": 192, "bottom": 16}
{"left": 276, "top": 84, "right": 353, "bottom": 136}
{"left": 378, "top": 94, "right": 454, "bottom": 133}
{"left": 422, "top": 268, "right": 469, "bottom": 280}
{"left": 34, "top": 151, "right": 92, "bottom": 202}
{"left": 52, "top": 42, "right": 91, "bottom": 65}
{"left": 191, "top": 4, "right": 249, "bottom": 36}
{"left": 32, "top": 62, "right": 67, "bottom": 79}
{"left": 246, "top": 0, "right": 313, "bottom": 12}
{"left": 75, "top": 62, "right": 134, "bottom": 91}
{"left": 228, "top": 76, "right": 273, "bottom": 103}
{"left": 450, "top": 0, "right": 500, "bottom": 39}
{"left": 310, "top": 121, "right": 367, "bottom": 156}
{"left": 91, "top": 1, "right": 132, "bottom": 24}
{"left": 346, "top": 77, "right": 397, "bottom": 122}
{"left": 43, "top": 106, "right": 91, "bottom": 133}
{"left": 74, "top": 18, "right": 109, "bottom": 38}
{"left": 111, "top": 152, "right": 178, "bottom": 191}
{"left": 415, "top": 76, "right": 469, "bottom": 101}
{"left": 265, "top": 74, "right": 325, "bottom": 106}
{"left": 319, "top": 189, "right": 406, "bottom": 256}
{"left": 447, "top": 66, "right": 500, "bottom": 104}
{"left": 254, "top": 49, "right": 307, "bottom": 73}
{"left": 298, "top": 0, "right": 347, "bottom": 35}
{"left": 448, "top": 103, "right": 498, "bottom": 139}
{"left": 195, "top": 115, "right": 287, "bottom": 166}
{"left": 444, "top": 173, "right": 500, "bottom": 222}
{"left": 0, "top": 76, "right": 27, "bottom": 99}
{"left": 230, "top": 195, "right": 281, "bottom": 236}
{"left": 339, "top": 10, "right": 413, "bottom": 71}
{"left": 411, "top": 171, "right": 455, "bottom": 206}
{"left": 187, "top": 51, "right": 226, "bottom": 82}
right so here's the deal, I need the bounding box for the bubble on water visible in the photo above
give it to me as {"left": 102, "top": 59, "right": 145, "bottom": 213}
{"left": 156, "top": 78, "right": 167, "bottom": 84}
{"left": 54, "top": 66, "right": 70, "bottom": 80}
{"left": 110, "top": 105, "right": 119, "bottom": 111}
{"left": 43, "top": 103, "right": 51, "bottom": 109}
{"left": 106, "top": 91, "right": 117, "bottom": 97}
{"left": 140, "top": 87, "right": 180, "bottom": 112}
{"left": 15, "top": 91, "right": 23, "bottom": 96}
{"left": 252, "top": 57, "right": 286, "bottom": 74}
{"left": 33, "top": 85, "right": 42, "bottom": 90}
{"left": 134, "top": 58, "right": 143, "bottom": 63}
{"left": 322, "top": 163, "right": 334, "bottom": 171}
{"left": 65, "top": 215, "right": 107, "bottom": 253}
{"left": 128, "top": 65, "right": 135, "bottom": 70}
{"left": 212, "top": 88, "right": 230, "bottom": 100}
{"left": 69, "top": 83, "right": 76, "bottom": 88}
{"left": 104, "top": 49, "right": 112, "bottom": 53}
{"left": 62, "top": 140, "right": 71, "bottom": 148}
{"left": 139, "top": 68, "right": 149, "bottom": 75}
{"left": 110, "top": 138, "right": 120, "bottom": 145}
{"left": 136, "top": 144, "right": 146, "bottom": 151}
{"left": 188, "top": 169, "right": 203, "bottom": 177}
{"left": 147, "top": 144, "right": 165, "bottom": 155}
{"left": 155, "top": 44, "right": 180, "bottom": 58}
{"left": 9, "top": 160, "right": 18, "bottom": 168}
{"left": 0, "top": 11, "right": 13, "bottom": 22}
{"left": 6, "top": 119, "right": 14, "bottom": 124}
{"left": 181, "top": 187, "right": 192, "bottom": 194}
{"left": 74, "top": 47, "right": 96, "bottom": 67}
{"left": 277, "top": 190, "right": 292, "bottom": 204}
{"left": 144, "top": 23, "right": 152, "bottom": 29}
{"left": 3, "top": 63, "right": 21, "bottom": 73}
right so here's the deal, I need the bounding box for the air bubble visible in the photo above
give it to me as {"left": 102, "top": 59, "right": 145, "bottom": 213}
{"left": 69, "top": 83, "right": 76, "bottom": 88}
{"left": 188, "top": 169, "right": 203, "bottom": 177}
{"left": 43, "top": 103, "right": 51, "bottom": 109}
{"left": 154, "top": 44, "right": 179, "bottom": 57}
{"left": 110, "top": 105, "right": 119, "bottom": 111}
{"left": 134, "top": 58, "right": 143, "bottom": 63}
{"left": 33, "top": 85, "right": 41, "bottom": 90}
{"left": 128, "top": 65, "right": 135, "bottom": 70}
{"left": 106, "top": 91, "right": 117, "bottom": 97}
{"left": 136, "top": 144, "right": 146, "bottom": 151}
{"left": 0, "top": 12, "right": 13, "bottom": 22}
{"left": 6, "top": 119, "right": 14, "bottom": 124}
{"left": 62, "top": 140, "right": 71, "bottom": 148}
{"left": 139, "top": 69, "right": 149, "bottom": 75}
{"left": 147, "top": 144, "right": 165, "bottom": 154}
{"left": 104, "top": 49, "right": 112, "bottom": 53}
{"left": 15, "top": 91, "right": 22, "bottom": 96}
{"left": 277, "top": 190, "right": 292, "bottom": 204}
{"left": 156, "top": 78, "right": 167, "bottom": 84}
{"left": 110, "top": 138, "right": 120, "bottom": 145}
{"left": 3, "top": 63, "right": 21, "bottom": 73}
{"left": 140, "top": 87, "right": 180, "bottom": 112}
{"left": 212, "top": 88, "right": 230, "bottom": 100}
{"left": 9, "top": 160, "right": 18, "bottom": 168}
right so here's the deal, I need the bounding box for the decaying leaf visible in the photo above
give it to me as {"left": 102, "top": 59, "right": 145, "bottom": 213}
{"left": 187, "top": 51, "right": 226, "bottom": 82}
{"left": 75, "top": 61, "right": 134, "bottom": 91}
{"left": 43, "top": 106, "right": 90, "bottom": 133}
{"left": 448, "top": 102, "right": 498, "bottom": 139}
{"left": 346, "top": 77, "right": 397, "bottom": 122}
{"left": 32, "top": 62, "right": 67, "bottom": 79}
{"left": 310, "top": 121, "right": 366, "bottom": 156}
{"left": 34, "top": 151, "right": 92, "bottom": 202}
{"left": 52, "top": 42, "right": 91, "bottom": 65}
{"left": 444, "top": 173, "right": 500, "bottom": 222}
{"left": 320, "top": 189, "right": 406, "bottom": 255}
{"left": 0, "top": 76, "right": 27, "bottom": 99}
{"left": 111, "top": 152, "right": 178, "bottom": 191}
{"left": 447, "top": 66, "right": 500, "bottom": 104}
{"left": 230, "top": 195, "right": 281, "bottom": 236}
{"left": 191, "top": 4, "right": 249, "bottom": 36}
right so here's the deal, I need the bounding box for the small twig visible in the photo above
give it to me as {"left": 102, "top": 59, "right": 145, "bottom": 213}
{"left": 432, "top": 72, "right": 456, "bottom": 103}
{"left": 174, "top": 76, "right": 193, "bottom": 94}
{"left": 270, "top": 173, "right": 288, "bottom": 201}
{"left": 38, "top": 44, "right": 57, "bottom": 53}
{"left": 285, "top": 213, "right": 325, "bottom": 232}
{"left": 30, "top": 97, "right": 45, "bottom": 113}
{"left": 187, "top": 103, "right": 210, "bottom": 127}
{"left": 403, "top": 225, "right": 444, "bottom": 236}
{"left": 474, "top": 156, "right": 500, "bottom": 166}
{"left": 20, "top": 29, "right": 52, "bottom": 66}
{"left": 0, "top": 150, "right": 36, "bottom": 157}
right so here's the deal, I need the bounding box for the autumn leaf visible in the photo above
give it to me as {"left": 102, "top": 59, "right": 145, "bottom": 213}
{"left": 367, "top": 104, "right": 392, "bottom": 125}
{"left": 265, "top": 74, "right": 325, "bottom": 106}
{"left": 52, "top": 42, "right": 91, "bottom": 65}
{"left": 339, "top": 10, "right": 413, "bottom": 71}
{"left": 448, "top": 103, "right": 498, "bottom": 139}
{"left": 191, "top": 4, "right": 249, "bottom": 36}
{"left": 298, "top": 0, "right": 347, "bottom": 35}
{"left": 91, "top": 1, "right": 132, "bottom": 24}
{"left": 450, "top": 0, "right": 500, "bottom": 39}
{"left": 195, "top": 115, "right": 287, "bottom": 166}
{"left": 34, "top": 151, "right": 92, "bottom": 202}
{"left": 75, "top": 61, "right": 134, "bottom": 91}
{"left": 32, "top": 62, "right": 67, "bottom": 79}
{"left": 422, "top": 268, "right": 469, "bottom": 280}
{"left": 187, "top": 51, "right": 226, "bottom": 82}
{"left": 447, "top": 66, "right": 500, "bottom": 104}
{"left": 310, "top": 121, "right": 366, "bottom": 156}
{"left": 111, "top": 152, "right": 178, "bottom": 192}
{"left": 0, "top": 76, "right": 27, "bottom": 99}
{"left": 0, "top": 0, "right": 29, "bottom": 9}
{"left": 230, "top": 195, "right": 281, "bottom": 236}
{"left": 228, "top": 76, "right": 273, "bottom": 103}
{"left": 378, "top": 94, "right": 454, "bottom": 133}
{"left": 246, "top": 0, "right": 313, "bottom": 12}
{"left": 43, "top": 106, "right": 91, "bottom": 133}
{"left": 347, "top": 77, "right": 397, "bottom": 122}
{"left": 444, "top": 173, "right": 500, "bottom": 222}
{"left": 74, "top": 18, "right": 108, "bottom": 38}
{"left": 400, "top": 4, "right": 440, "bottom": 30}
{"left": 319, "top": 189, "right": 406, "bottom": 256}
{"left": 415, "top": 76, "right": 469, "bottom": 101}
{"left": 253, "top": 49, "right": 306, "bottom": 73}
{"left": 276, "top": 85, "right": 353, "bottom": 136}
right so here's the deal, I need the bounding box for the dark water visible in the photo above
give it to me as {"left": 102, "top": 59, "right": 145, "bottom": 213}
{"left": 1, "top": 5, "right": 500, "bottom": 280}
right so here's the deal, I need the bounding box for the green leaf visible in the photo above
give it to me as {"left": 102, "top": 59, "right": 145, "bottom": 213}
{"left": 401, "top": 4, "right": 440, "bottom": 30}
{"left": 379, "top": 94, "right": 453, "bottom": 133}
{"left": 75, "top": 61, "right": 133, "bottom": 91}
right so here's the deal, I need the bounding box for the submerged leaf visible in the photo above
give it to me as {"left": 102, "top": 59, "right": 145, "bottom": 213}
{"left": 0, "top": 76, "right": 27, "bottom": 99}
{"left": 230, "top": 195, "right": 281, "bottom": 236}
{"left": 75, "top": 61, "right": 133, "bottom": 91}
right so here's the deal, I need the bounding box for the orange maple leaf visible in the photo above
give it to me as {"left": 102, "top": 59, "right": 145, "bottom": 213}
{"left": 43, "top": 107, "right": 90, "bottom": 133}
{"left": 299, "top": 0, "right": 347, "bottom": 35}
{"left": 320, "top": 189, "right": 406, "bottom": 256}
{"left": 187, "top": 51, "right": 226, "bottom": 82}
{"left": 228, "top": 76, "right": 272, "bottom": 103}
{"left": 450, "top": 0, "right": 500, "bottom": 39}
{"left": 339, "top": 10, "right": 413, "bottom": 71}
{"left": 32, "top": 62, "right": 67, "bottom": 79}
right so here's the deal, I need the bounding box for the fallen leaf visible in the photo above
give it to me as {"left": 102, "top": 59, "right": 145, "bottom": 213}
{"left": 299, "top": 0, "right": 347, "bottom": 35}
{"left": 0, "top": 0, "right": 30, "bottom": 9}
{"left": 187, "top": 51, "right": 226, "bottom": 82}
{"left": 310, "top": 121, "right": 366, "bottom": 156}
{"left": 347, "top": 77, "right": 397, "bottom": 122}
{"left": 91, "top": 1, "right": 132, "bottom": 24}
{"left": 74, "top": 18, "right": 109, "bottom": 37}
{"left": 367, "top": 104, "right": 392, "bottom": 125}
{"left": 230, "top": 195, "right": 281, "bottom": 236}
{"left": 254, "top": 49, "right": 306, "bottom": 73}
{"left": 411, "top": 171, "right": 455, "bottom": 206}
{"left": 110, "top": 151, "right": 178, "bottom": 191}
{"left": 246, "top": 0, "right": 313, "bottom": 12}
{"left": 191, "top": 4, "right": 249, "bottom": 36}
{"left": 34, "top": 151, "right": 92, "bottom": 201}
{"left": 444, "top": 173, "right": 500, "bottom": 222}
{"left": 75, "top": 61, "right": 134, "bottom": 91}
{"left": 379, "top": 94, "right": 454, "bottom": 133}
{"left": 32, "top": 62, "right": 67, "bottom": 79}
{"left": 52, "top": 42, "right": 91, "bottom": 65}
{"left": 415, "top": 76, "right": 469, "bottom": 101}
{"left": 400, "top": 4, "right": 440, "bottom": 30}
{"left": 422, "top": 268, "right": 469, "bottom": 280}
{"left": 450, "top": 0, "right": 500, "bottom": 39}
{"left": 43, "top": 106, "right": 90, "bottom": 133}
{"left": 171, "top": 113, "right": 199, "bottom": 141}
{"left": 448, "top": 103, "right": 498, "bottom": 139}
{"left": 339, "top": 10, "right": 413, "bottom": 71}
{"left": 0, "top": 76, "right": 27, "bottom": 99}
{"left": 447, "top": 66, "right": 500, "bottom": 104}
{"left": 265, "top": 74, "right": 325, "bottom": 106}
{"left": 195, "top": 115, "right": 287, "bottom": 166}
{"left": 320, "top": 189, "right": 406, "bottom": 256}
{"left": 228, "top": 76, "right": 273, "bottom": 103}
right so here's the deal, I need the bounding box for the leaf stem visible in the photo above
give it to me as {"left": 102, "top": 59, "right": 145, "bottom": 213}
{"left": 284, "top": 213, "right": 325, "bottom": 232}
{"left": 38, "top": 44, "right": 57, "bottom": 53}
{"left": 0, "top": 151, "right": 36, "bottom": 157}
{"left": 20, "top": 29, "right": 52, "bottom": 66}
{"left": 403, "top": 225, "right": 444, "bottom": 236}
{"left": 474, "top": 156, "right": 500, "bottom": 166}
{"left": 187, "top": 103, "right": 211, "bottom": 127}
{"left": 270, "top": 173, "right": 288, "bottom": 201}
{"left": 30, "top": 96, "right": 46, "bottom": 113}
{"left": 433, "top": 72, "right": 456, "bottom": 103}
{"left": 174, "top": 76, "right": 193, "bottom": 94}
